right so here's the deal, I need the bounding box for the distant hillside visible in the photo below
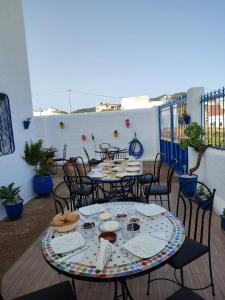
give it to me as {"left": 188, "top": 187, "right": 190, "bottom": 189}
{"left": 151, "top": 92, "right": 186, "bottom": 102}
{"left": 71, "top": 107, "right": 96, "bottom": 114}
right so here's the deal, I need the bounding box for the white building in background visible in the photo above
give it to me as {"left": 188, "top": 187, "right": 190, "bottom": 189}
{"left": 96, "top": 102, "right": 120, "bottom": 112}
{"left": 121, "top": 95, "right": 165, "bottom": 110}
{"left": 33, "top": 107, "right": 60, "bottom": 116}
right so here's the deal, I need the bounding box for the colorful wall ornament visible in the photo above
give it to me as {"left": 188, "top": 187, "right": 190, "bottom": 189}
{"left": 81, "top": 134, "right": 87, "bottom": 141}
{"left": 125, "top": 118, "right": 131, "bottom": 128}
{"left": 59, "top": 121, "right": 65, "bottom": 129}
{"left": 113, "top": 130, "right": 119, "bottom": 137}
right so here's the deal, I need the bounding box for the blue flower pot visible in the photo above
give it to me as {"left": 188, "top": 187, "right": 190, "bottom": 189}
{"left": 178, "top": 174, "right": 198, "bottom": 196}
{"left": 23, "top": 121, "right": 30, "bottom": 129}
{"left": 183, "top": 115, "right": 191, "bottom": 125}
{"left": 221, "top": 216, "right": 225, "bottom": 231}
{"left": 195, "top": 193, "right": 212, "bottom": 210}
{"left": 33, "top": 175, "right": 53, "bottom": 197}
{"left": 5, "top": 199, "right": 23, "bottom": 220}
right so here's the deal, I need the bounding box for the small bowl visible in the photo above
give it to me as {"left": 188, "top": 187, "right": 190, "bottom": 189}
{"left": 99, "top": 232, "right": 117, "bottom": 244}
{"left": 129, "top": 217, "right": 140, "bottom": 224}
{"left": 115, "top": 213, "right": 127, "bottom": 221}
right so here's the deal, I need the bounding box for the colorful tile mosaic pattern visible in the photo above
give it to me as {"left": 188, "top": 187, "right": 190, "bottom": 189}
{"left": 42, "top": 202, "right": 185, "bottom": 279}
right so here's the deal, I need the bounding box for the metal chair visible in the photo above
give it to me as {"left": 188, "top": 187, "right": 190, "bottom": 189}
{"left": 139, "top": 152, "right": 164, "bottom": 185}
{"left": 99, "top": 143, "right": 111, "bottom": 160}
{"left": 166, "top": 287, "right": 205, "bottom": 300}
{"left": 168, "top": 180, "right": 216, "bottom": 295}
{"left": 144, "top": 159, "right": 177, "bottom": 211}
{"left": 83, "top": 147, "right": 102, "bottom": 171}
{"left": 52, "top": 144, "right": 67, "bottom": 174}
{"left": 1, "top": 281, "right": 75, "bottom": 300}
{"left": 53, "top": 181, "right": 71, "bottom": 213}
{"left": 63, "top": 159, "right": 95, "bottom": 210}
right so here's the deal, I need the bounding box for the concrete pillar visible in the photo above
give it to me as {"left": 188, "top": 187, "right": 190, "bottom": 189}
{"left": 187, "top": 87, "right": 204, "bottom": 124}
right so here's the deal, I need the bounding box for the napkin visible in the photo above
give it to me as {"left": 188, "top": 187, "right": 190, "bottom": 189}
{"left": 123, "top": 233, "right": 167, "bottom": 258}
{"left": 79, "top": 204, "right": 105, "bottom": 216}
{"left": 136, "top": 203, "right": 167, "bottom": 217}
{"left": 50, "top": 232, "right": 85, "bottom": 254}
{"left": 96, "top": 238, "right": 114, "bottom": 270}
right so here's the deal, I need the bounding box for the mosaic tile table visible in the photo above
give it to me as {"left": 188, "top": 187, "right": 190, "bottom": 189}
{"left": 42, "top": 202, "right": 185, "bottom": 284}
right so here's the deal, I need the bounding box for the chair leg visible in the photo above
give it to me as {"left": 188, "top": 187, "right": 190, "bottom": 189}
{"left": 72, "top": 279, "right": 78, "bottom": 300}
{"left": 208, "top": 252, "right": 215, "bottom": 296}
{"left": 146, "top": 272, "right": 151, "bottom": 295}
{"left": 114, "top": 282, "right": 118, "bottom": 300}
{"left": 167, "top": 194, "right": 171, "bottom": 212}
{"left": 180, "top": 268, "right": 184, "bottom": 287}
{"left": 159, "top": 195, "right": 163, "bottom": 206}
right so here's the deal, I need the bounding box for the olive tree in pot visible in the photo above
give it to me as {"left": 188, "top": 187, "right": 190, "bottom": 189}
{"left": 0, "top": 183, "right": 23, "bottom": 220}
{"left": 179, "top": 122, "right": 207, "bottom": 196}
{"left": 23, "top": 140, "right": 53, "bottom": 197}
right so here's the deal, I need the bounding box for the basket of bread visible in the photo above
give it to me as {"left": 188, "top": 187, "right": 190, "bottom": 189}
{"left": 51, "top": 211, "right": 80, "bottom": 233}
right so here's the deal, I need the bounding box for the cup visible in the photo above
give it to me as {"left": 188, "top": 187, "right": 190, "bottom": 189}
{"left": 83, "top": 222, "right": 95, "bottom": 239}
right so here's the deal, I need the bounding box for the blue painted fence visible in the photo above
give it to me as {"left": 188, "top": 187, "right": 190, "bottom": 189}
{"left": 159, "top": 97, "right": 188, "bottom": 174}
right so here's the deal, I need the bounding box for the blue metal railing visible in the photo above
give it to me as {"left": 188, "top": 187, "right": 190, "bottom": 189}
{"left": 201, "top": 87, "right": 225, "bottom": 149}
{"left": 159, "top": 96, "right": 188, "bottom": 174}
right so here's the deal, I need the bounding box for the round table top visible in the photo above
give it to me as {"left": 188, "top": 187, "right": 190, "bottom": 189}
{"left": 42, "top": 202, "right": 185, "bottom": 282}
{"left": 88, "top": 160, "right": 144, "bottom": 184}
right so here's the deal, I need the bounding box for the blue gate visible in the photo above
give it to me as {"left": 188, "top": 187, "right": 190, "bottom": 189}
{"left": 159, "top": 97, "right": 188, "bottom": 174}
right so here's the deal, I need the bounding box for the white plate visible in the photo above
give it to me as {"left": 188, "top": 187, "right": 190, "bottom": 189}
{"left": 136, "top": 204, "right": 167, "bottom": 217}
{"left": 89, "top": 172, "right": 107, "bottom": 179}
{"left": 123, "top": 233, "right": 166, "bottom": 258}
{"left": 100, "top": 220, "right": 120, "bottom": 232}
{"left": 115, "top": 172, "right": 130, "bottom": 178}
{"left": 50, "top": 232, "right": 85, "bottom": 254}
{"left": 126, "top": 167, "right": 140, "bottom": 172}
{"left": 127, "top": 161, "right": 140, "bottom": 166}
{"left": 79, "top": 204, "right": 105, "bottom": 216}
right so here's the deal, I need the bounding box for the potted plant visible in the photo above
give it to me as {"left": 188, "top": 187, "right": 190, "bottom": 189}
{"left": 182, "top": 113, "right": 191, "bottom": 125}
{"left": 23, "top": 140, "right": 53, "bottom": 197}
{"left": 178, "top": 122, "right": 207, "bottom": 195}
{"left": 23, "top": 117, "right": 32, "bottom": 129}
{"left": 221, "top": 209, "right": 225, "bottom": 231}
{"left": 0, "top": 183, "right": 23, "bottom": 220}
{"left": 195, "top": 185, "right": 212, "bottom": 210}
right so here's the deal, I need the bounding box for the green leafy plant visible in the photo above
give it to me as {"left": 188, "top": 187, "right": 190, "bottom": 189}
{"left": 0, "top": 183, "right": 21, "bottom": 205}
{"left": 180, "top": 122, "right": 204, "bottom": 151}
{"left": 23, "top": 140, "right": 52, "bottom": 176}
{"left": 179, "top": 122, "right": 207, "bottom": 175}
{"left": 223, "top": 208, "right": 225, "bottom": 217}
{"left": 197, "top": 185, "right": 210, "bottom": 200}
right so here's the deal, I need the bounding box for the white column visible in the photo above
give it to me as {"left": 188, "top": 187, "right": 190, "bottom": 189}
{"left": 187, "top": 87, "right": 204, "bottom": 124}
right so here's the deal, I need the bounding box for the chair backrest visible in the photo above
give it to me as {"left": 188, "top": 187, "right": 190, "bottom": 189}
{"left": 167, "top": 159, "right": 177, "bottom": 192}
{"left": 83, "top": 147, "right": 90, "bottom": 162}
{"left": 63, "top": 144, "right": 67, "bottom": 159}
{"left": 153, "top": 152, "right": 164, "bottom": 181}
{"left": 118, "top": 176, "right": 136, "bottom": 200}
{"left": 70, "top": 156, "right": 87, "bottom": 177}
{"left": 177, "top": 180, "right": 215, "bottom": 247}
{"left": 106, "top": 146, "right": 119, "bottom": 160}
{"left": 53, "top": 181, "right": 71, "bottom": 213}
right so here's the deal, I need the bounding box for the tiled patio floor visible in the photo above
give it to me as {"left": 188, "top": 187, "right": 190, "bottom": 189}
{"left": 2, "top": 163, "right": 225, "bottom": 299}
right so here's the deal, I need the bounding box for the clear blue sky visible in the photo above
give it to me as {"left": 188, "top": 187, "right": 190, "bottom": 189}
{"left": 23, "top": 0, "right": 225, "bottom": 112}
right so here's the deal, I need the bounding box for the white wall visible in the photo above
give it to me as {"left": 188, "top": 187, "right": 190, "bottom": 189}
{"left": 187, "top": 87, "right": 225, "bottom": 214}
{"left": 33, "top": 107, "right": 160, "bottom": 162}
{"left": 0, "top": 0, "right": 35, "bottom": 219}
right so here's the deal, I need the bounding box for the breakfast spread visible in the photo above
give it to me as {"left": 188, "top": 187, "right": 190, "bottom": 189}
{"left": 99, "top": 212, "right": 111, "bottom": 221}
{"left": 51, "top": 211, "right": 80, "bottom": 232}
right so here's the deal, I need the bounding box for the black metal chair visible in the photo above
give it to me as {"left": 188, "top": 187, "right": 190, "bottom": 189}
{"left": 52, "top": 144, "right": 67, "bottom": 174}
{"left": 139, "top": 152, "right": 164, "bottom": 185}
{"left": 53, "top": 181, "right": 71, "bottom": 213}
{"left": 144, "top": 159, "right": 177, "bottom": 211}
{"left": 1, "top": 281, "right": 75, "bottom": 300}
{"left": 113, "top": 148, "right": 128, "bottom": 160}
{"left": 166, "top": 287, "right": 205, "bottom": 300}
{"left": 63, "top": 159, "right": 95, "bottom": 210}
{"left": 83, "top": 147, "right": 102, "bottom": 171}
{"left": 168, "top": 180, "right": 216, "bottom": 296}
